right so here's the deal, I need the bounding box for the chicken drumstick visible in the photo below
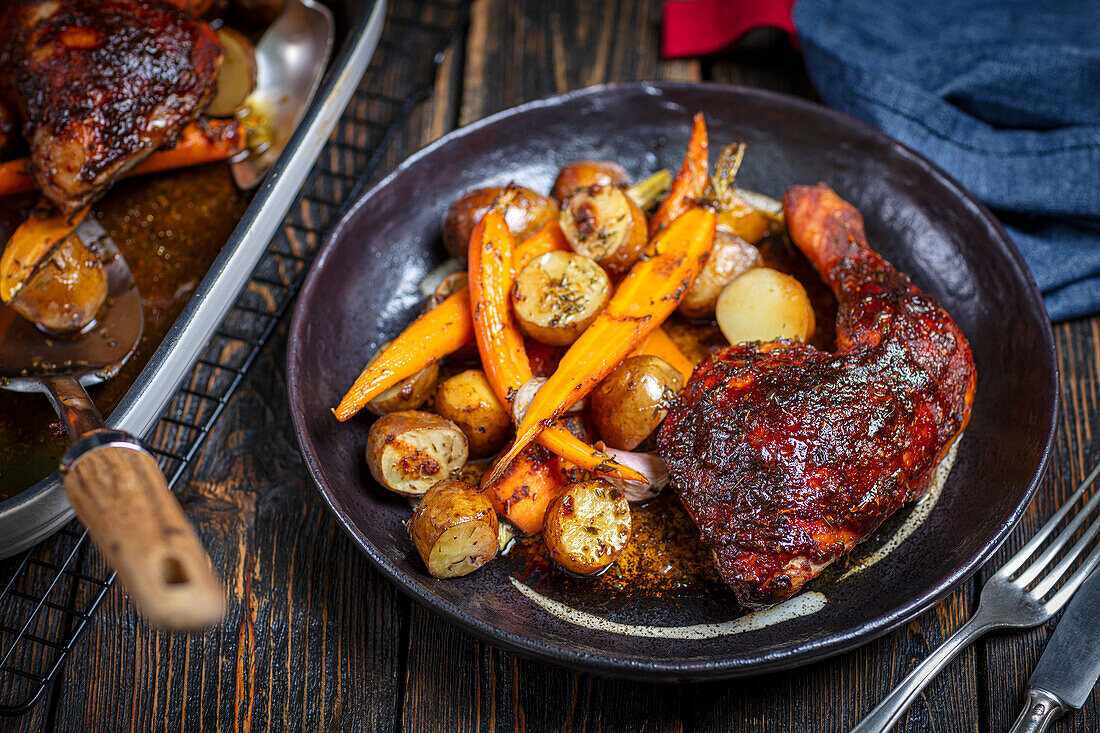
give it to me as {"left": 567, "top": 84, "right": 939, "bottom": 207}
{"left": 657, "top": 184, "right": 976, "bottom": 609}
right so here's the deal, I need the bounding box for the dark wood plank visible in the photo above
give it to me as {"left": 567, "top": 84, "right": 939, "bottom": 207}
{"left": 978, "top": 319, "right": 1100, "bottom": 732}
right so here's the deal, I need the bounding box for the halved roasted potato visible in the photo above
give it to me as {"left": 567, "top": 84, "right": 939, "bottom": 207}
{"left": 365, "top": 411, "right": 468, "bottom": 496}
{"left": 364, "top": 340, "right": 440, "bottom": 415}
{"left": 208, "top": 28, "right": 257, "bottom": 117}
{"left": 409, "top": 479, "right": 498, "bottom": 578}
{"left": 433, "top": 369, "right": 512, "bottom": 458}
{"left": 559, "top": 184, "right": 648, "bottom": 275}
{"left": 543, "top": 480, "right": 632, "bottom": 575}
{"left": 716, "top": 267, "right": 815, "bottom": 344}
{"left": 9, "top": 232, "right": 107, "bottom": 332}
{"left": 0, "top": 206, "right": 88, "bottom": 304}
{"left": 589, "top": 355, "right": 683, "bottom": 450}
{"left": 550, "top": 160, "right": 630, "bottom": 204}
{"left": 678, "top": 228, "right": 763, "bottom": 319}
{"left": 512, "top": 250, "right": 610, "bottom": 345}
{"left": 442, "top": 186, "right": 559, "bottom": 260}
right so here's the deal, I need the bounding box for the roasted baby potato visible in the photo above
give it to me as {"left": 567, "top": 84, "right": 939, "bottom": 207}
{"left": 365, "top": 341, "right": 440, "bottom": 415}
{"left": 207, "top": 28, "right": 257, "bottom": 117}
{"left": 678, "top": 228, "right": 763, "bottom": 319}
{"left": 10, "top": 233, "right": 107, "bottom": 332}
{"left": 365, "top": 411, "right": 468, "bottom": 496}
{"left": 433, "top": 369, "right": 512, "bottom": 458}
{"left": 716, "top": 267, "right": 815, "bottom": 344}
{"left": 589, "top": 355, "right": 684, "bottom": 450}
{"left": 409, "top": 479, "right": 498, "bottom": 578}
{"left": 544, "top": 480, "right": 632, "bottom": 575}
{"left": 511, "top": 251, "right": 611, "bottom": 345}
{"left": 559, "top": 184, "right": 648, "bottom": 276}
{"left": 442, "top": 186, "right": 559, "bottom": 260}
{"left": 718, "top": 192, "right": 772, "bottom": 244}
{"left": 550, "top": 160, "right": 630, "bottom": 204}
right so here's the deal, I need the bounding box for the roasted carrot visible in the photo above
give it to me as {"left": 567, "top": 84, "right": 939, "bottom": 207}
{"left": 631, "top": 326, "right": 695, "bottom": 382}
{"left": 468, "top": 202, "right": 645, "bottom": 483}
{"left": 481, "top": 444, "right": 565, "bottom": 535}
{"left": 0, "top": 205, "right": 89, "bottom": 303}
{"left": 489, "top": 205, "right": 717, "bottom": 481}
{"left": 0, "top": 120, "right": 245, "bottom": 199}
{"left": 0, "top": 159, "right": 34, "bottom": 198}
{"left": 332, "top": 221, "right": 571, "bottom": 421}
{"left": 126, "top": 120, "right": 245, "bottom": 176}
{"left": 649, "top": 112, "right": 709, "bottom": 236}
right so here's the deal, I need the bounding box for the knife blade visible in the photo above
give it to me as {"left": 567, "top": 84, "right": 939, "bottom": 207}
{"left": 1009, "top": 565, "right": 1100, "bottom": 733}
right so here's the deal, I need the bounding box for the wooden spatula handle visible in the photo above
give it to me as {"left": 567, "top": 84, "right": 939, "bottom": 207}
{"left": 61, "top": 437, "right": 225, "bottom": 631}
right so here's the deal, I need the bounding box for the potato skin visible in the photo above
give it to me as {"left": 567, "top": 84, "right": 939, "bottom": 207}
{"left": 559, "top": 185, "right": 648, "bottom": 276}
{"left": 544, "top": 480, "right": 632, "bottom": 575}
{"left": 550, "top": 160, "right": 630, "bottom": 204}
{"left": 590, "top": 355, "right": 684, "bottom": 450}
{"left": 718, "top": 193, "right": 772, "bottom": 244}
{"left": 678, "top": 228, "right": 763, "bottom": 319}
{"left": 366, "top": 340, "right": 440, "bottom": 415}
{"left": 207, "top": 28, "right": 257, "bottom": 117}
{"left": 433, "top": 369, "right": 512, "bottom": 458}
{"left": 716, "top": 267, "right": 816, "bottom": 345}
{"left": 10, "top": 233, "right": 107, "bottom": 332}
{"left": 512, "top": 251, "right": 611, "bottom": 346}
{"left": 410, "top": 479, "right": 498, "bottom": 578}
{"left": 365, "top": 411, "right": 469, "bottom": 496}
{"left": 442, "top": 186, "right": 559, "bottom": 260}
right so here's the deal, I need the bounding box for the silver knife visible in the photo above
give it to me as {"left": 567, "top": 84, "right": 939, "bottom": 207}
{"left": 1009, "top": 565, "right": 1100, "bottom": 732}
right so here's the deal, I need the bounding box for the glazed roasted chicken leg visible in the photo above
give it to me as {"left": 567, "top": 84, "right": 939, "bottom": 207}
{"left": 0, "top": 0, "right": 223, "bottom": 213}
{"left": 657, "top": 184, "right": 976, "bottom": 609}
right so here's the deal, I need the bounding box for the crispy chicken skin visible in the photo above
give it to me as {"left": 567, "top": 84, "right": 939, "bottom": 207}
{"left": 0, "top": 0, "right": 223, "bottom": 212}
{"left": 0, "top": 101, "right": 18, "bottom": 161}
{"left": 657, "top": 184, "right": 976, "bottom": 609}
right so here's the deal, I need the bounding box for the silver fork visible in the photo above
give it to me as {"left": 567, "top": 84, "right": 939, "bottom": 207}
{"left": 852, "top": 460, "right": 1100, "bottom": 733}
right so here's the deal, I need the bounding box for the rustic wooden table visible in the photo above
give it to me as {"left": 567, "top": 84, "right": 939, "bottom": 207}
{"left": 7, "top": 1, "right": 1100, "bottom": 731}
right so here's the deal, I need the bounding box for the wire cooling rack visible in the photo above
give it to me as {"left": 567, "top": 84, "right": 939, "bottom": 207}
{"left": 0, "top": 0, "right": 469, "bottom": 716}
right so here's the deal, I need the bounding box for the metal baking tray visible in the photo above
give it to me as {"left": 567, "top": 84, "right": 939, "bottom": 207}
{"left": 0, "top": 0, "right": 386, "bottom": 557}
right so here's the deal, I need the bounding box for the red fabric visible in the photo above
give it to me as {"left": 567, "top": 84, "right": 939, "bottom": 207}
{"left": 662, "top": 0, "right": 798, "bottom": 58}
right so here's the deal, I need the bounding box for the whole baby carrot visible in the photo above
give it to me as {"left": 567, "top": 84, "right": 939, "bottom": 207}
{"left": 649, "top": 112, "right": 709, "bottom": 236}
{"left": 488, "top": 205, "right": 717, "bottom": 483}
{"left": 467, "top": 200, "right": 645, "bottom": 485}
{"left": 331, "top": 220, "right": 570, "bottom": 421}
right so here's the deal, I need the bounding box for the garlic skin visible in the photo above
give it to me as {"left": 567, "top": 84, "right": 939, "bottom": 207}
{"left": 597, "top": 444, "right": 670, "bottom": 503}
{"left": 512, "top": 378, "right": 585, "bottom": 424}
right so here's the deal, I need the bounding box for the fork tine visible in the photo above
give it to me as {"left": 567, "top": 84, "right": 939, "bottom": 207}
{"left": 996, "top": 461, "right": 1100, "bottom": 578}
{"left": 1043, "top": 540, "right": 1100, "bottom": 615}
{"left": 1015, "top": 483, "right": 1100, "bottom": 587}
{"left": 1031, "top": 503, "right": 1100, "bottom": 597}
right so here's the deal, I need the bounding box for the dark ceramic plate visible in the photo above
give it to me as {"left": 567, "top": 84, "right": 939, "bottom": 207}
{"left": 287, "top": 83, "right": 1057, "bottom": 680}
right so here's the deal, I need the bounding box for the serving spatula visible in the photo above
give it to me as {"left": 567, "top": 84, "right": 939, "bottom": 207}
{"left": 0, "top": 217, "right": 224, "bottom": 631}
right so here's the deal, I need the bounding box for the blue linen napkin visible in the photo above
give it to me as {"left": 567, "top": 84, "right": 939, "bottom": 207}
{"left": 793, "top": 0, "right": 1100, "bottom": 321}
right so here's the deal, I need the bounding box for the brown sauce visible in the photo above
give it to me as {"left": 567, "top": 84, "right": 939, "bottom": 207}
{"left": 0, "top": 163, "right": 248, "bottom": 501}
